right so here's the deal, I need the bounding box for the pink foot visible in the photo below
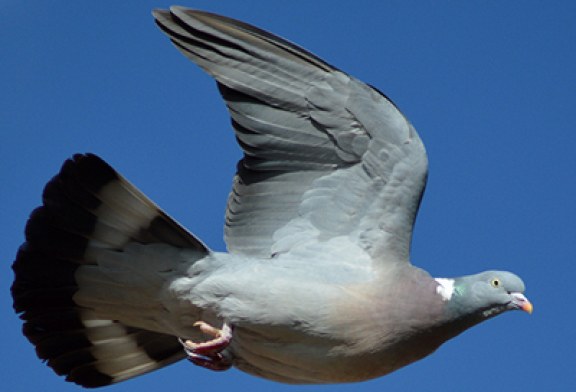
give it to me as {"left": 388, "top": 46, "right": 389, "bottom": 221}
{"left": 179, "top": 321, "right": 233, "bottom": 371}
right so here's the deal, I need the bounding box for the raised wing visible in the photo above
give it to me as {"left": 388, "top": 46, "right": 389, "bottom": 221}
{"left": 154, "top": 7, "right": 428, "bottom": 264}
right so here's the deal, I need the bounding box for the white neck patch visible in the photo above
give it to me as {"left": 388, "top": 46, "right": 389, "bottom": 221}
{"left": 435, "top": 278, "right": 455, "bottom": 301}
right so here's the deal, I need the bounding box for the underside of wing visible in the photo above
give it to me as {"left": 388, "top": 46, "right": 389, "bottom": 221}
{"left": 154, "top": 7, "right": 428, "bottom": 264}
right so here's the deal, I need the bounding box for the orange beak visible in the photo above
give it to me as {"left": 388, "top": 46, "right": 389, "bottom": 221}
{"left": 521, "top": 300, "right": 534, "bottom": 314}
{"left": 511, "top": 292, "right": 533, "bottom": 314}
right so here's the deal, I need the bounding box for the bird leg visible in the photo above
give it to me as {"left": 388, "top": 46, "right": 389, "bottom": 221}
{"left": 179, "top": 321, "right": 233, "bottom": 371}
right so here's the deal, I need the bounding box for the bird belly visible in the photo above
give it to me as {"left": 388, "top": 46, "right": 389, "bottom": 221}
{"left": 228, "top": 323, "right": 438, "bottom": 384}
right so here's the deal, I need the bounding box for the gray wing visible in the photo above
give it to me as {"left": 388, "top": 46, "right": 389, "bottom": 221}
{"left": 154, "top": 7, "right": 428, "bottom": 264}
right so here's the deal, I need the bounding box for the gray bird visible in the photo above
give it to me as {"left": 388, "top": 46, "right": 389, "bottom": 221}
{"left": 11, "top": 6, "right": 532, "bottom": 388}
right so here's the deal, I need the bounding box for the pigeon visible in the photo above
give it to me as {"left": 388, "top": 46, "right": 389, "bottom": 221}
{"left": 11, "top": 6, "right": 532, "bottom": 389}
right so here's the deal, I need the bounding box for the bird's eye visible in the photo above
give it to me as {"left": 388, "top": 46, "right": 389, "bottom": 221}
{"left": 491, "top": 278, "right": 501, "bottom": 288}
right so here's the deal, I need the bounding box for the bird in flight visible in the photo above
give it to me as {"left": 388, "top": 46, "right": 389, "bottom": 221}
{"left": 12, "top": 6, "right": 532, "bottom": 388}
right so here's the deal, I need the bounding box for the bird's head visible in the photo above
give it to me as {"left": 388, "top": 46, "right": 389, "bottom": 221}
{"left": 436, "top": 271, "right": 532, "bottom": 321}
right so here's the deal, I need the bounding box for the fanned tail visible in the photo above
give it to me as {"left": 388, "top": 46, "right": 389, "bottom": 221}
{"left": 12, "top": 154, "right": 208, "bottom": 387}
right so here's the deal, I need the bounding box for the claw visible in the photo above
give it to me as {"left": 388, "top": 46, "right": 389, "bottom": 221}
{"left": 179, "top": 321, "right": 233, "bottom": 371}
{"left": 186, "top": 352, "right": 232, "bottom": 371}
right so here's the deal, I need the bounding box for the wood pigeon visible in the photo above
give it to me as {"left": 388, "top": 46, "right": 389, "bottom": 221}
{"left": 11, "top": 6, "right": 532, "bottom": 388}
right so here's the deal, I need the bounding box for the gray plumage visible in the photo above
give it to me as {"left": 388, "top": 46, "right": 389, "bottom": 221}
{"left": 11, "top": 6, "right": 531, "bottom": 388}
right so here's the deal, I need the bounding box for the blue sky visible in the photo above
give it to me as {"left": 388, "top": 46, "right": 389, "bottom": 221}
{"left": 2, "top": 1, "right": 575, "bottom": 391}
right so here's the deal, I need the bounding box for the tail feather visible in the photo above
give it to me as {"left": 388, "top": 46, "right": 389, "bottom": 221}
{"left": 12, "top": 153, "right": 208, "bottom": 387}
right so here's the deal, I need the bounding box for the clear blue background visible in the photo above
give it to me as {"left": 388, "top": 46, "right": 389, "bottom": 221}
{"left": 2, "top": 1, "right": 574, "bottom": 391}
